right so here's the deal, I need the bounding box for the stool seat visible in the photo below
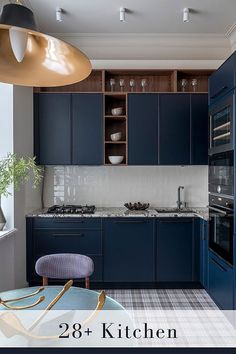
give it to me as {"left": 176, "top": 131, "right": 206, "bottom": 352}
{"left": 35, "top": 253, "right": 94, "bottom": 288}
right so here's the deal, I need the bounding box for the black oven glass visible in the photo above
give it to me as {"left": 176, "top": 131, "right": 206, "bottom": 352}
{"left": 209, "top": 199, "right": 234, "bottom": 265}
{"left": 209, "top": 151, "right": 234, "bottom": 196}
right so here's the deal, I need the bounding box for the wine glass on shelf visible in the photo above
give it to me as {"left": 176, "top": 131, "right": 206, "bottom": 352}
{"left": 109, "top": 78, "right": 116, "bottom": 92}
{"left": 180, "top": 79, "right": 188, "bottom": 92}
{"left": 129, "top": 79, "right": 135, "bottom": 92}
{"left": 119, "top": 79, "right": 125, "bottom": 92}
{"left": 191, "top": 78, "right": 198, "bottom": 92}
{"left": 141, "top": 78, "right": 147, "bottom": 92}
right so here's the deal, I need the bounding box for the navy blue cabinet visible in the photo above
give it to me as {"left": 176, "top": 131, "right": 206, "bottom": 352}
{"left": 208, "top": 251, "right": 234, "bottom": 309}
{"left": 199, "top": 219, "right": 209, "bottom": 289}
{"left": 26, "top": 217, "right": 103, "bottom": 284}
{"left": 103, "top": 218, "right": 155, "bottom": 282}
{"left": 34, "top": 93, "right": 103, "bottom": 165}
{"left": 209, "top": 52, "right": 236, "bottom": 105}
{"left": 191, "top": 94, "right": 208, "bottom": 165}
{"left": 128, "top": 94, "right": 158, "bottom": 165}
{"left": 159, "top": 94, "right": 191, "bottom": 165}
{"left": 72, "top": 94, "right": 103, "bottom": 165}
{"left": 156, "top": 218, "right": 195, "bottom": 282}
{"left": 34, "top": 93, "right": 71, "bottom": 165}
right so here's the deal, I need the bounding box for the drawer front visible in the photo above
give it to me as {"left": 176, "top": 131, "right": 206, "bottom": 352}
{"left": 208, "top": 252, "right": 234, "bottom": 309}
{"left": 33, "top": 218, "right": 101, "bottom": 229}
{"left": 33, "top": 229, "right": 102, "bottom": 255}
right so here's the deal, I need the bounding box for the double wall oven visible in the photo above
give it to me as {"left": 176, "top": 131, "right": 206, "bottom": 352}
{"left": 208, "top": 90, "right": 235, "bottom": 265}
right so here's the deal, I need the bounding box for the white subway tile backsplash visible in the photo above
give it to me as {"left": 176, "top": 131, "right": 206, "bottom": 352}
{"left": 43, "top": 166, "right": 208, "bottom": 208}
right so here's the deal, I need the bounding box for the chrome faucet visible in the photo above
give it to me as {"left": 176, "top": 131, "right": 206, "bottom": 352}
{"left": 177, "top": 186, "right": 184, "bottom": 210}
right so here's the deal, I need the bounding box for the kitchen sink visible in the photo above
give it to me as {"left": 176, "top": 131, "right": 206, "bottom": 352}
{"left": 155, "top": 209, "right": 195, "bottom": 214}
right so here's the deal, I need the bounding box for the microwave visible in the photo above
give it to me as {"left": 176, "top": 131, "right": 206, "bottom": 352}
{"left": 209, "top": 151, "right": 234, "bottom": 197}
{"left": 209, "top": 92, "right": 234, "bottom": 155}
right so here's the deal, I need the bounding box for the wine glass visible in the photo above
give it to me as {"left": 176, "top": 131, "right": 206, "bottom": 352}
{"left": 191, "top": 78, "right": 198, "bottom": 92}
{"left": 180, "top": 79, "right": 188, "bottom": 92}
{"left": 119, "top": 79, "right": 125, "bottom": 92}
{"left": 109, "top": 78, "right": 116, "bottom": 92}
{"left": 141, "top": 78, "right": 147, "bottom": 92}
{"left": 129, "top": 79, "right": 135, "bottom": 92}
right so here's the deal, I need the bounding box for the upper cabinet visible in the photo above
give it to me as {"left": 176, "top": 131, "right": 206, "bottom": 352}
{"left": 34, "top": 93, "right": 103, "bottom": 165}
{"left": 34, "top": 69, "right": 211, "bottom": 166}
{"left": 128, "top": 94, "right": 158, "bottom": 165}
{"left": 34, "top": 93, "right": 71, "bottom": 165}
{"left": 191, "top": 94, "right": 208, "bottom": 165}
{"left": 159, "top": 94, "right": 191, "bottom": 165}
{"left": 127, "top": 93, "right": 208, "bottom": 166}
{"left": 72, "top": 94, "right": 103, "bottom": 165}
{"left": 209, "top": 51, "right": 236, "bottom": 105}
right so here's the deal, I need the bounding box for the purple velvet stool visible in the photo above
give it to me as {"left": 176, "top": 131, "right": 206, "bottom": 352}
{"left": 35, "top": 253, "right": 94, "bottom": 289}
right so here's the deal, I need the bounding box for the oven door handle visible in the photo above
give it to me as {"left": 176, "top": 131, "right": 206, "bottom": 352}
{"left": 208, "top": 206, "right": 227, "bottom": 215}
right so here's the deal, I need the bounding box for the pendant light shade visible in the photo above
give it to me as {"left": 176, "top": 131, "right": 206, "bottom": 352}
{"left": 0, "top": 3, "right": 91, "bottom": 87}
{"left": 9, "top": 27, "right": 28, "bottom": 62}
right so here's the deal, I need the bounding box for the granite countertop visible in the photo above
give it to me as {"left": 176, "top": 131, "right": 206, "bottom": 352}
{"left": 26, "top": 207, "right": 208, "bottom": 220}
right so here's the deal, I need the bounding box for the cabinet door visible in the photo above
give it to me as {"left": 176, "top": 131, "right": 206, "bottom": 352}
{"left": 159, "top": 94, "right": 190, "bottom": 165}
{"left": 156, "top": 218, "right": 194, "bottom": 281}
{"left": 209, "top": 52, "right": 236, "bottom": 105}
{"left": 200, "top": 220, "right": 209, "bottom": 289}
{"left": 128, "top": 94, "right": 158, "bottom": 165}
{"left": 208, "top": 252, "right": 234, "bottom": 309}
{"left": 103, "top": 219, "right": 155, "bottom": 282}
{"left": 191, "top": 94, "right": 208, "bottom": 165}
{"left": 72, "top": 93, "right": 103, "bottom": 165}
{"left": 34, "top": 93, "right": 71, "bottom": 165}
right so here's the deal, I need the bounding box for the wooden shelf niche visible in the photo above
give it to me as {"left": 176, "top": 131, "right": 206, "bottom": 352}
{"left": 104, "top": 70, "right": 175, "bottom": 93}
{"left": 104, "top": 93, "right": 127, "bottom": 165}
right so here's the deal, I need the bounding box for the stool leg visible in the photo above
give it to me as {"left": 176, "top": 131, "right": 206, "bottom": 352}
{"left": 43, "top": 277, "right": 48, "bottom": 286}
{"left": 85, "top": 277, "right": 90, "bottom": 289}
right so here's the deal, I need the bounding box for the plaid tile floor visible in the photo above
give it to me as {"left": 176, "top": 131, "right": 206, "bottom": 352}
{"left": 103, "top": 289, "right": 218, "bottom": 310}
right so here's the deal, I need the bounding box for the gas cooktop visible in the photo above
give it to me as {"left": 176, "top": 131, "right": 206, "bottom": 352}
{"left": 47, "top": 205, "right": 96, "bottom": 215}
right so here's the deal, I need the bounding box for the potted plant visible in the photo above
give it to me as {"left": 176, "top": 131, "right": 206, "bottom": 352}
{"left": 0, "top": 153, "right": 42, "bottom": 230}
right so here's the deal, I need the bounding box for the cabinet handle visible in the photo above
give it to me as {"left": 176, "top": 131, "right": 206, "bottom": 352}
{"left": 114, "top": 221, "right": 148, "bottom": 224}
{"left": 53, "top": 233, "right": 84, "bottom": 237}
{"left": 210, "top": 258, "right": 227, "bottom": 272}
{"left": 210, "top": 86, "right": 227, "bottom": 99}
{"left": 54, "top": 220, "right": 85, "bottom": 223}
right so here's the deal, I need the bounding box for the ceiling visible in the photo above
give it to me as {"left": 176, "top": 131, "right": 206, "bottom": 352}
{"left": 12, "top": 0, "right": 236, "bottom": 35}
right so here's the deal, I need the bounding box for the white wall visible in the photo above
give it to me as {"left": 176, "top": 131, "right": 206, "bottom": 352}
{"left": 13, "top": 86, "right": 42, "bottom": 289}
{"left": 43, "top": 165, "right": 208, "bottom": 208}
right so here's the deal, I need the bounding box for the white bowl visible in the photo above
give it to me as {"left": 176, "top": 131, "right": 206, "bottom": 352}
{"left": 110, "top": 132, "right": 122, "bottom": 141}
{"left": 111, "top": 107, "right": 123, "bottom": 116}
{"left": 108, "top": 156, "right": 124, "bottom": 164}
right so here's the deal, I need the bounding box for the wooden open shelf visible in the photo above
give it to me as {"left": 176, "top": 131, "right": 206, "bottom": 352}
{"left": 34, "top": 69, "right": 214, "bottom": 94}
{"left": 104, "top": 143, "right": 127, "bottom": 165}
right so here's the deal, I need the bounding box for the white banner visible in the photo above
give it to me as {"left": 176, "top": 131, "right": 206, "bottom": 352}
{"left": 0, "top": 310, "right": 236, "bottom": 347}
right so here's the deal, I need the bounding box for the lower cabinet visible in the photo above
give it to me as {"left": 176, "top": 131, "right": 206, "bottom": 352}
{"left": 156, "top": 218, "right": 197, "bottom": 282}
{"left": 26, "top": 218, "right": 103, "bottom": 284}
{"left": 103, "top": 218, "right": 155, "bottom": 282}
{"left": 199, "top": 219, "right": 209, "bottom": 289}
{"left": 208, "top": 251, "right": 234, "bottom": 309}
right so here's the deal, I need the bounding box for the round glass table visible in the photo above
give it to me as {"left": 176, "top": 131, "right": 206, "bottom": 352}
{"left": 0, "top": 286, "right": 124, "bottom": 310}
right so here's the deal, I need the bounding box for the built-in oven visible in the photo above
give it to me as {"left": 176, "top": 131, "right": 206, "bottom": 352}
{"left": 209, "top": 150, "right": 234, "bottom": 196}
{"left": 209, "top": 194, "right": 234, "bottom": 265}
{"left": 209, "top": 93, "right": 234, "bottom": 155}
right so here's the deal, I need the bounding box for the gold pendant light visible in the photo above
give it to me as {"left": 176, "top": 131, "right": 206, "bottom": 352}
{"left": 0, "top": 1, "right": 92, "bottom": 87}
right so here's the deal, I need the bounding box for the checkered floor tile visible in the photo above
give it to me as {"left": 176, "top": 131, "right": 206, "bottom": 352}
{"left": 102, "top": 289, "right": 218, "bottom": 310}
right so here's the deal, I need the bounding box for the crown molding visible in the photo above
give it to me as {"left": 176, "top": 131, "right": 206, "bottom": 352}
{"left": 52, "top": 33, "right": 231, "bottom": 61}
{"left": 91, "top": 59, "right": 222, "bottom": 70}
{"left": 227, "top": 24, "right": 236, "bottom": 52}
